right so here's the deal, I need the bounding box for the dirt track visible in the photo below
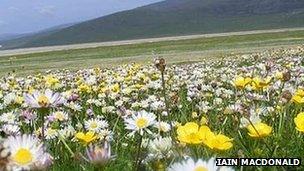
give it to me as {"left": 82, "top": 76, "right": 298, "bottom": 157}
{"left": 0, "top": 27, "right": 304, "bottom": 57}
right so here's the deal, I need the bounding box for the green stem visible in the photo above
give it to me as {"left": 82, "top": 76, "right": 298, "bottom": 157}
{"left": 38, "top": 108, "right": 48, "bottom": 141}
{"left": 58, "top": 133, "right": 75, "bottom": 158}
{"left": 135, "top": 136, "right": 143, "bottom": 171}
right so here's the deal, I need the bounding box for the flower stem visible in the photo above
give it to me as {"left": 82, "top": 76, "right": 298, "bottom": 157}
{"left": 58, "top": 133, "right": 75, "bottom": 157}
{"left": 134, "top": 136, "right": 143, "bottom": 171}
{"left": 38, "top": 108, "right": 48, "bottom": 141}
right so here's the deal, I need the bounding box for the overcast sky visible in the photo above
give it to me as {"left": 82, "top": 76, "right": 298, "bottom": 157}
{"left": 0, "top": 0, "right": 163, "bottom": 34}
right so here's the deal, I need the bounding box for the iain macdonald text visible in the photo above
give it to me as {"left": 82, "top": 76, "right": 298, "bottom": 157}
{"left": 216, "top": 158, "right": 301, "bottom": 166}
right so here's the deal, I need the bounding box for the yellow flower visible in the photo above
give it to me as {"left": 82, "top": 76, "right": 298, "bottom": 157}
{"left": 295, "top": 89, "right": 304, "bottom": 97}
{"left": 192, "top": 112, "right": 198, "bottom": 118}
{"left": 204, "top": 132, "right": 233, "bottom": 150}
{"left": 251, "top": 77, "right": 271, "bottom": 90}
{"left": 247, "top": 122, "right": 272, "bottom": 138}
{"left": 78, "top": 84, "right": 92, "bottom": 93}
{"left": 134, "top": 84, "right": 144, "bottom": 90}
{"left": 111, "top": 83, "right": 120, "bottom": 93}
{"left": 234, "top": 76, "right": 251, "bottom": 89}
{"left": 75, "top": 131, "right": 97, "bottom": 145}
{"left": 294, "top": 112, "right": 304, "bottom": 132}
{"left": 292, "top": 95, "right": 304, "bottom": 104}
{"left": 151, "top": 73, "right": 160, "bottom": 80}
{"left": 292, "top": 89, "right": 304, "bottom": 104}
{"left": 275, "top": 72, "right": 283, "bottom": 80}
{"left": 15, "top": 96, "right": 24, "bottom": 105}
{"left": 200, "top": 116, "right": 208, "bottom": 125}
{"left": 176, "top": 122, "right": 211, "bottom": 144}
{"left": 44, "top": 75, "right": 60, "bottom": 88}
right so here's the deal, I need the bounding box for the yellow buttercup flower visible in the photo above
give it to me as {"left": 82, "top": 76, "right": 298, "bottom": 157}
{"left": 251, "top": 77, "right": 271, "bottom": 90}
{"left": 295, "top": 89, "right": 304, "bottom": 97}
{"left": 233, "top": 76, "right": 251, "bottom": 89}
{"left": 203, "top": 132, "right": 233, "bottom": 150}
{"left": 176, "top": 122, "right": 211, "bottom": 144}
{"left": 75, "top": 131, "right": 97, "bottom": 145}
{"left": 294, "top": 112, "right": 304, "bottom": 132}
{"left": 247, "top": 122, "right": 272, "bottom": 138}
{"left": 292, "top": 89, "right": 304, "bottom": 104}
{"left": 292, "top": 95, "right": 304, "bottom": 104}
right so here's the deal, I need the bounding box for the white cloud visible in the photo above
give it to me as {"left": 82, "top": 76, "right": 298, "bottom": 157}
{"left": 8, "top": 6, "right": 19, "bottom": 12}
{"left": 36, "top": 5, "right": 56, "bottom": 16}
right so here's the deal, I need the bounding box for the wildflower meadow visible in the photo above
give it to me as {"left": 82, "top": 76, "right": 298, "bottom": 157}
{"left": 0, "top": 46, "right": 304, "bottom": 170}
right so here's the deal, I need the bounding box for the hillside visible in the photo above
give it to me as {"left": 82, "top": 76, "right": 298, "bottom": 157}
{"left": 1, "top": 0, "right": 304, "bottom": 49}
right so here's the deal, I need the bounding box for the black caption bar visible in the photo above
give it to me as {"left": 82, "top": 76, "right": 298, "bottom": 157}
{"left": 216, "top": 158, "right": 301, "bottom": 166}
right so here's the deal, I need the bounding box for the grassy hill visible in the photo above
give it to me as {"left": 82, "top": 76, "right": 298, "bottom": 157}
{"left": 1, "top": 0, "right": 304, "bottom": 49}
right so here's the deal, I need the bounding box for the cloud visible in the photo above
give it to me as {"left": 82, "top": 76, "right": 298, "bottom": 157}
{"left": 8, "top": 6, "right": 19, "bottom": 12}
{"left": 36, "top": 5, "right": 56, "bottom": 16}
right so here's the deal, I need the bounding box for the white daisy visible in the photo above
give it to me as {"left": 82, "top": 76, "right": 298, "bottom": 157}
{"left": 147, "top": 136, "right": 172, "bottom": 159}
{"left": 97, "top": 129, "right": 113, "bottom": 141}
{"left": 58, "top": 125, "right": 75, "bottom": 138}
{"left": 65, "top": 102, "right": 82, "bottom": 111}
{"left": 85, "top": 118, "right": 108, "bottom": 133}
{"left": 154, "top": 121, "right": 171, "bottom": 133}
{"left": 0, "top": 111, "right": 17, "bottom": 124}
{"left": 51, "top": 111, "right": 68, "bottom": 122}
{"left": 45, "top": 128, "right": 58, "bottom": 140}
{"left": 2, "top": 124, "right": 20, "bottom": 135}
{"left": 24, "top": 89, "right": 65, "bottom": 108}
{"left": 168, "top": 158, "right": 234, "bottom": 171}
{"left": 3, "top": 93, "right": 16, "bottom": 106}
{"left": 124, "top": 110, "right": 156, "bottom": 135}
{"left": 3, "top": 134, "right": 52, "bottom": 170}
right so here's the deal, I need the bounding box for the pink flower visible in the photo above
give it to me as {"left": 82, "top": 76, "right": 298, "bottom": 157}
{"left": 86, "top": 141, "right": 112, "bottom": 165}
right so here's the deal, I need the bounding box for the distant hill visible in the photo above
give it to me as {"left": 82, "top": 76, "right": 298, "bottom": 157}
{"left": 0, "top": 23, "right": 75, "bottom": 49}
{"left": 0, "top": 33, "right": 28, "bottom": 42}
{"left": 2, "top": 0, "right": 304, "bottom": 49}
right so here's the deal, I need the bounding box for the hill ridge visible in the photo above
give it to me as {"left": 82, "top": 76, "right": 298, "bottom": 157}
{"left": 1, "top": 0, "right": 304, "bottom": 49}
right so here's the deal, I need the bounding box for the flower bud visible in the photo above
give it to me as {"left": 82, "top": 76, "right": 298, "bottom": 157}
{"left": 281, "top": 90, "right": 292, "bottom": 103}
{"left": 86, "top": 141, "right": 112, "bottom": 166}
{"left": 154, "top": 58, "right": 166, "bottom": 72}
{"left": 282, "top": 71, "right": 291, "bottom": 82}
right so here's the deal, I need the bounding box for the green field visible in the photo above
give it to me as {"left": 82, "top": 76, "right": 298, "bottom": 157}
{"left": 1, "top": 30, "right": 304, "bottom": 76}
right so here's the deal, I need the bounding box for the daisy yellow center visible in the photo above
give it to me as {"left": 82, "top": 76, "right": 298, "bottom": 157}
{"left": 90, "top": 122, "right": 98, "bottom": 129}
{"left": 160, "top": 125, "right": 166, "bottom": 132}
{"left": 194, "top": 166, "right": 208, "bottom": 171}
{"left": 13, "top": 148, "right": 33, "bottom": 165}
{"left": 38, "top": 95, "right": 50, "bottom": 107}
{"left": 55, "top": 112, "right": 64, "bottom": 121}
{"left": 136, "top": 118, "right": 148, "bottom": 128}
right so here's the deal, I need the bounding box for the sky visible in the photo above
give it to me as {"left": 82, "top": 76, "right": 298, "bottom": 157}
{"left": 0, "top": 0, "right": 163, "bottom": 35}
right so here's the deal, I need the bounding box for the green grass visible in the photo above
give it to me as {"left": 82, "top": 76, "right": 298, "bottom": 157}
{"left": 1, "top": 30, "right": 304, "bottom": 76}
